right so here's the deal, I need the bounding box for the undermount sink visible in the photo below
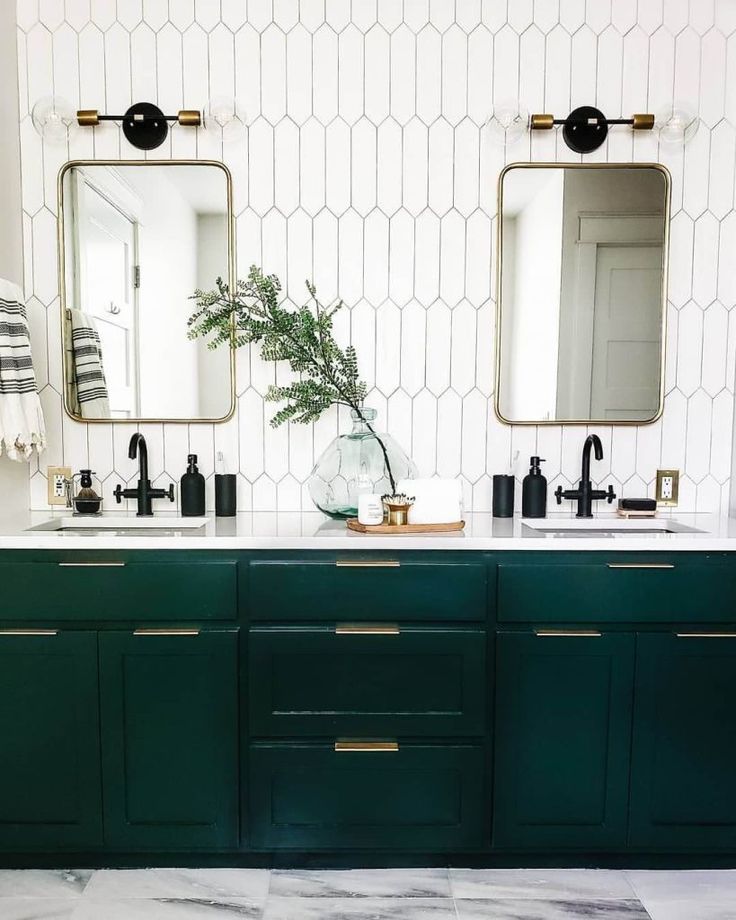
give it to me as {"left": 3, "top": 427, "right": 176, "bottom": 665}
{"left": 27, "top": 515, "right": 210, "bottom": 533}
{"left": 523, "top": 518, "right": 705, "bottom": 536}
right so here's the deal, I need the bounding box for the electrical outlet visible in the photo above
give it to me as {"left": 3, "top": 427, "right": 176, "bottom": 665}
{"left": 47, "top": 466, "right": 72, "bottom": 506}
{"left": 656, "top": 469, "right": 679, "bottom": 506}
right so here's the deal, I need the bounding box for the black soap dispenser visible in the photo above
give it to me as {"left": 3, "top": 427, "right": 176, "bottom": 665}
{"left": 522, "top": 456, "right": 547, "bottom": 518}
{"left": 180, "top": 454, "right": 205, "bottom": 517}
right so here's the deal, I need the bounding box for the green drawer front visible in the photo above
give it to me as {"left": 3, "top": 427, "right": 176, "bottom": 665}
{"left": 249, "top": 627, "right": 486, "bottom": 737}
{"left": 249, "top": 560, "right": 488, "bottom": 622}
{"left": 0, "top": 560, "right": 237, "bottom": 622}
{"left": 498, "top": 561, "right": 736, "bottom": 623}
{"left": 248, "top": 743, "right": 485, "bottom": 850}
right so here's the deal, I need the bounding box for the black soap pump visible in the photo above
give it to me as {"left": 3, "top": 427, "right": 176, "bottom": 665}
{"left": 522, "top": 456, "right": 547, "bottom": 518}
{"left": 180, "top": 454, "right": 205, "bottom": 517}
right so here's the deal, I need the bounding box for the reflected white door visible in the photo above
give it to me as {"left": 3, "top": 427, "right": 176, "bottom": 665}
{"left": 75, "top": 179, "right": 138, "bottom": 417}
{"left": 589, "top": 244, "right": 662, "bottom": 420}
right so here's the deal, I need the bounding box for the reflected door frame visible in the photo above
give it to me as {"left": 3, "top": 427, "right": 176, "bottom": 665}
{"left": 69, "top": 168, "right": 142, "bottom": 418}
{"left": 556, "top": 213, "right": 664, "bottom": 420}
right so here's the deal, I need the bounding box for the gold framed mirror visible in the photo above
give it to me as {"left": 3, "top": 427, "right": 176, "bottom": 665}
{"left": 495, "top": 162, "right": 670, "bottom": 425}
{"left": 58, "top": 159, "right": 236, "bottom": 424}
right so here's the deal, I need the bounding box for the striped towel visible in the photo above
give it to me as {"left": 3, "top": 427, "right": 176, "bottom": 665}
{"left": 68, "top": 309, "right": 111, "bottom": 419}
{"left": 0, "top": 278, "right": 46, "bottom": 460}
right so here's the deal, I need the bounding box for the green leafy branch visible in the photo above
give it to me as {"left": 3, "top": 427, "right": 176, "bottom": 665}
{"left": 188, "top": 265, "right": 397, "bottom": 493}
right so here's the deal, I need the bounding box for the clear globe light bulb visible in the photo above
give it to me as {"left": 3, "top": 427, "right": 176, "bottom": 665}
{"left": 203, "top": 96, "right": 247, "bottom": 143}
{"left": 485, "top": 102, "right": 530, "bottom": 146}
{"left": 31, "top": 96, "right": 75, "bottom": 144}
{"left": 655, "top": 104, "right": 700, "bottom": 146}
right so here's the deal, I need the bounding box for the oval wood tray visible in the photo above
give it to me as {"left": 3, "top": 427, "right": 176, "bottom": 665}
{"left": 347, "top": 519, "right": 465, "bottom": 534}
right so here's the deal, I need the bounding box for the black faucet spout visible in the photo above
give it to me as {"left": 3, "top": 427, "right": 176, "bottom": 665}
{"left": 554, "top": 433, "right": 615, "bottom": 518}
{"left": 114, "top": 433, "right": 174, "bottom": 517}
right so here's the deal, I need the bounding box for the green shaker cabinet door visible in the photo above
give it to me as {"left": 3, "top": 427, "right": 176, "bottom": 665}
{"left": 630, "top": 633, "right": 736, "bottom": 849}
{"left": 99, "top": 630, "right": 239, "bottom": 850}
{"left": 494, "top": 631, "right": 635, "bottom": 849}
{"left": 0, "top": 631, "right": 102, "bottom": 850}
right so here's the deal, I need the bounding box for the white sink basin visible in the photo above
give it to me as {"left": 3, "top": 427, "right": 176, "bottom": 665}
{"left": 28, "top": 515, "right": 210, "bottom": 532}
{"left": 523, "top": 517, "right": 704, "bottom": 536}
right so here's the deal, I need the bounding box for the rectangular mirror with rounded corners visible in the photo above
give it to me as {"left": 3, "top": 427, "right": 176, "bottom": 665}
{"left": 495, "top": 163, "right": 670, "bottom": 425}
{"left": 58, "top": 160, "right": 235, "bottom": 423}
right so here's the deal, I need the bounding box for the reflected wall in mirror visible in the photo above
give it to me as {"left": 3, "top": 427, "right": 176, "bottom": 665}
{"left": 59, "top": 161, "right": 235, "bottom": 422}
{"left": 496, "top": 163, "right": 670, "bottom": 425}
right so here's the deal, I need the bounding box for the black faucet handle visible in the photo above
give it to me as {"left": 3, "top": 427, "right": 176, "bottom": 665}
{"left": 167, "top": 483, "right": 175, "bottom": 503}
{"left": 113, "top": 483, "right": 124, "bottom": 504}
{"left": 606, "top": 485, "right": 616, "bottom": 504}
{"left": 554, "top": 485, "right": 564, "bottom": 505}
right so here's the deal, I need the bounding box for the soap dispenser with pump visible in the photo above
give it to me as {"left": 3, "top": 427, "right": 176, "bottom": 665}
{"left": 180, "top": 454, "right": 205, "bottom": 517}
{"left": 522, "top": 456, "right": 547, "bottom": 518}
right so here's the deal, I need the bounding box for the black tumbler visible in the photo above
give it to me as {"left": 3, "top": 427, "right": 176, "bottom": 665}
{"left": 492, "top": 474, "right": 515, "bottom": 518}
{"left": 215, "top": 474, "right": 237, "bottom": 517}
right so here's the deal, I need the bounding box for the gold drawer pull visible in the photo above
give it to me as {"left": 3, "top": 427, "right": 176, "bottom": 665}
{"left": 335, "top": 560, "right": 400, "bottom": 568}
{"left": 133, "top": 629, "right": 200, "bottom": 636}
{"left": 676, "top": 633, "right": 736, "bottom": 639}
{"left": 335, "top": 623, "right": 401, "bottom": 635}
{"left": 0, "top": 629, "right": 58, "bottom": 636}
{"left": 58, "top": 562, "right": 126, "bottom": 568}
{"left": 607, "top": 563, "right": 674, "bottom": 570}
{"left": 535, "top": 630, "right": 602, "bottom": 637}
{"left": 334, "top": 740, "right": 400, "bottom": 752}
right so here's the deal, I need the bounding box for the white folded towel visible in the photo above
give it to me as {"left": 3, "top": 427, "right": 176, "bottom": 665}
{"left": 0, "top": 278, "right": 45, "bottom": 461}
{"left": 68, "top": 308, "right": 111, "bottom": 419}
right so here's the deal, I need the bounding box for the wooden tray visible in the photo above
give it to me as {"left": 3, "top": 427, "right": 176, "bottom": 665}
{"left": 616, "top": 509, "right": 657, "bottom": 519}
{"left": 347, "top": 519, "right": 465, "bottom": 534}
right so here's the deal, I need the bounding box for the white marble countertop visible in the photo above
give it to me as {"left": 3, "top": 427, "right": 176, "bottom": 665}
{"left": 0, "top": 509, "right": 735, "bottom": 551}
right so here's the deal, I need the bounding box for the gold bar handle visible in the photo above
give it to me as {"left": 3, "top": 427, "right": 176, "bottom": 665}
{"left": 58, "top": 562, "right": 126, "bottom": 568}
{"left": 676, "top": 633, "right": 736, "bottom": 639}
{"left": 607, "top": 563, "right": 674, "bottom": 570}
{"left": 334, "top": 740, "right": 399, "bottom": 752}
{"left": 335, "top": 623, "right": 401, "bottom": 635}
{"left": 133, "top": 629, "right": 200, "bottom": 636}
{"left": 335, "top": 560, "right": 400, "bottom": 568}
{"left": 535, "top": 630, "right": 602, "bottom": 637}
{"left": 0, "top": 629, "right": 58, "bottom": 636}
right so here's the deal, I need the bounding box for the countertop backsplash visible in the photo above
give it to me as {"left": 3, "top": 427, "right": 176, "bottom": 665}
{"left": 16, "top": 1, "right": 736, "bottom": 515}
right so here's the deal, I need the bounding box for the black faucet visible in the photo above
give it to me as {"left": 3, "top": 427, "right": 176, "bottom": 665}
{"left": 113, "top": 434, "right": 175, "bottom": 516}
{"left": 554, "top": 434, "right": 616, "bottom": 518}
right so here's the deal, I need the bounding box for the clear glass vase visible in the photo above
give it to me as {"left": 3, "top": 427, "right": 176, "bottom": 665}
{"left": 308, "top": 407, "right": 417, "bottom": 519}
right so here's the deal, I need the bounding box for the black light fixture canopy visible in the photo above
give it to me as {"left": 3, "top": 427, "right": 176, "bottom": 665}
{"left": 76, "top": 102, "right": 202, "bottom": 150}
{"left": 531, "top": 106, "right": 655, "bottom": 153}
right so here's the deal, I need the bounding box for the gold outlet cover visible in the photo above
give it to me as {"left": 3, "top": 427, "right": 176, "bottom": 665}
{"left": 656, "top": 469, "right": 679, "bottom": 506}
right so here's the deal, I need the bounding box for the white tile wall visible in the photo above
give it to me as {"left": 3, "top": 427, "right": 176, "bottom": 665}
{"left": 16, "top": 0, "right": 736, "bottom": 514}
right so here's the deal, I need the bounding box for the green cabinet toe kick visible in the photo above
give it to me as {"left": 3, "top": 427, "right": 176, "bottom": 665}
{"left": 1, "top": 548, "right": 736, "bottom": 863}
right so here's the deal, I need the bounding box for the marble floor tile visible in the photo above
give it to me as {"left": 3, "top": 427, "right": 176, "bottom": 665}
{"left": 454, "top": 899, "right": 652, "bottom": 920}
{"left": 641, "top": 899, "right": 736, "bottom": 920}
{"left": 450, "top": 870, "right": 638, "bottom": 901}
{"left": 82, "top": 869, "right": 271, "bottom": 901}
{"left": 263, "top": 896, "right": 457, "bottom": 919}
{"left": 626, "top": 870, "right": 736, "bottom": 903}
{"left": 0, "top": 901, "right": 78, "bottom": 920}
{"left": 72, "top": 898, "right": 264, "bottom": 918}
{"left": 269, "top": 868, "right": 452, "bottom": 898}
{"left": 0, "top": 871, "right": 93, "bottom": 899}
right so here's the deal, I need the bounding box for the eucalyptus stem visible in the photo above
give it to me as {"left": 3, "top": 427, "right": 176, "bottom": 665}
{"left": 187, "top": 266, "right": 401, "bottom": 495}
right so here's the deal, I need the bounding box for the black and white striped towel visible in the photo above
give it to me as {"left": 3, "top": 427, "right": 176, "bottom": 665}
{"left": 69, "top": 309, "right": 111, "bottom": 419}
{"left": 0, "top": 278, "right": 45, "bottom": 460}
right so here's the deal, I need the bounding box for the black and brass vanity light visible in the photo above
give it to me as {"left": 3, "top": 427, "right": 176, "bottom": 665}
{"left": 530, "top": 106, "right": 655, "bottom": 153}
{"left": 76, "top": 103, "right": 202, "bottom": 150}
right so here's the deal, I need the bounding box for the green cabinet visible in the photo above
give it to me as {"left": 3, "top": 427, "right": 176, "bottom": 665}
{"left": 630, "top": 633, "right": 736, "bottom": 849}
{"left": 494, "top": 631, "right": 635, "bottom": 849}
{"left": 0, "top": 631, "right": 102, "bottom": 850}
{"left": 249, "top": 743, "right": 485, "bottom": 850}
{"left": 99, "top": 630, "right": 239, "bottom": 850}
{"left": 249, "top": 626, "right": 486, "bottom": 737}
